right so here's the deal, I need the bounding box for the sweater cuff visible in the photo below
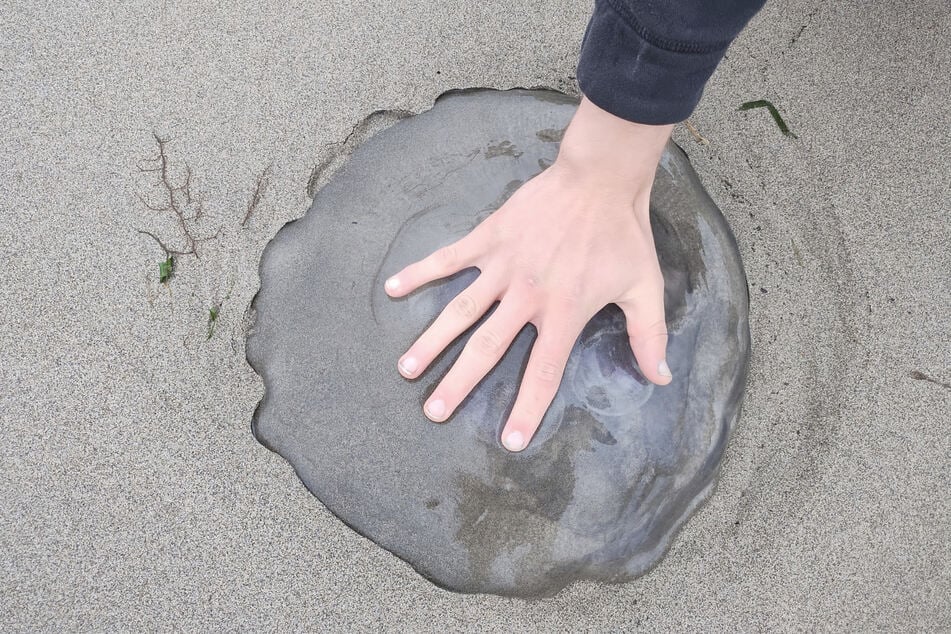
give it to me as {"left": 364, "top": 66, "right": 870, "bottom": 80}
{"left": 577, "top": 0, "right": 733, "bottom": 125}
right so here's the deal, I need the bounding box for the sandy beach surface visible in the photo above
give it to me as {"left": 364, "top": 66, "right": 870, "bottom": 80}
{"left": 2, "top": 1, "right": 948, "bottom": 630}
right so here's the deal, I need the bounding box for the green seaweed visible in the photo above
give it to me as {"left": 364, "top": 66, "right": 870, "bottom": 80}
{"left": 739, "top": 100, "right": 798, "bottom": 139}
{"left": 206, "top": 305, "right": 220, "bottom": 340}
{"left": 159, "top": 256, "right": 174, "bottom": 283}
{"left": 206, "top": 278, "right": 234, "bottom": 341}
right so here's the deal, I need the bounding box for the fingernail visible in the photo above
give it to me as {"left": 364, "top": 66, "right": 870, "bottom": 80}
{"left": 502, "top": 431, "right": 525, "bottom": 452}
{"left": 658, "top": 359, "right": 672, "bottom": 378}
{"left": 425, "top": 398, "right": 446, "bottom": 421}
{"left": 398, "top": 356, "right": 418, "bottom": 376}
{"left": 385, "top": 277, "right": 400, "bottom": 291}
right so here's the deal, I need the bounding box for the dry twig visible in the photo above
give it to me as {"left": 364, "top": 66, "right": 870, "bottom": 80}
{"left": 241, "top": 163, "right": 272, "bottom": 227}
{"left": 136, "top": 132, "right": 219, "bottom": 258}
{"left": 683, "top": 120, "right": 709, "bottom": 145}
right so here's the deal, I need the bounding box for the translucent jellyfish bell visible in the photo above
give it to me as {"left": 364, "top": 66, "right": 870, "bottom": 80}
{"left": 247, "top": 89, "right": 750, "bottom": 597}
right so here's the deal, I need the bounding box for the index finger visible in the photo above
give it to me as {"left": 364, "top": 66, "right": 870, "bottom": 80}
{"left": 385, "top": 235, "right": 482, "bottom": 297}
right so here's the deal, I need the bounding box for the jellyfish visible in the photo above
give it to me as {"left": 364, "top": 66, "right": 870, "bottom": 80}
{"left": 246, "top": 88, "right": 750, "bottom": 597}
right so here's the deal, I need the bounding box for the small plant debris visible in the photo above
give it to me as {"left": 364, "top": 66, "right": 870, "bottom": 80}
{"left": 159, "top": 255, "right": 174, "bottom": 283}
{"left": 241, "top": 163, "right": 272, "bottom": 227}
{"left": 739, "top": 100, "right": 798, "bottom": 138}
{"left": 683, "top": 119, "right": 709, "bottom": 145}
{"left": 206, "top": 304, "right": 220, "bottom": 340}
{"left": 136, "top": 133, "right": 220, "bottom": 266}
{"left": 205, "top": 278, "right": 236, "bottom": 341}
{"left": 910, "top": 370, "right": 950, "bottom": 389}
{"left": 134, "top": 132, "right": 272, "bottom": 338}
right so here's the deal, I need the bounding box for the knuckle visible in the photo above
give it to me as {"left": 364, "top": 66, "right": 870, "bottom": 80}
{"left": 630, "top": 318, "right": 669, "bottom": 345}
{"left": 552, "top": 293, "right": 580, "bottom": 313}
{"left": 450, "top": 293, "right": 479, "bottom": 320}
{"left": 535, "top": 359, "right": 562, "bottom": 383}
{"left": 642, "top": 318, "right": 669, "bottom": 336}
{"left": 471, "top": 328, "right": 504, "bottom": 356}
{"left": 516, "top": 399, "right": 546, "bottom": 423}
{"left": 550, "top": 282, "right": 585, "bottom": 311}
{"left": 433, "top": 245, "right": 458, "bottom": 269}
{"left": 487, "top": 220, "right": 508, "bottom": 242}
{"left": 509, "top": 272, "right": 546, "bottom": 307}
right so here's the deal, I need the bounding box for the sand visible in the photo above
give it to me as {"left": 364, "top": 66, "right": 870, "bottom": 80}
{"left": 1, "top": 0, "right": 948, "bottom": 630}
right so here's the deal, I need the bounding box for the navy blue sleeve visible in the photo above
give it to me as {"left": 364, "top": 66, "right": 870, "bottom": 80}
{"left": 577, "top": 0, "right": 766, "bottom": 124}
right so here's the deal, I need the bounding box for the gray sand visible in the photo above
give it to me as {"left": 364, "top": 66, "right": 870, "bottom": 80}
{"left": 1, "top": 1, "right": 948, "bottom": 630}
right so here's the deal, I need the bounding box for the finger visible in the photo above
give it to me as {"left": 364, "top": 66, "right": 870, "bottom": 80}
{"left": 385, "top": 235, "right": 483, "bottom": 297}
{"left": 500, "top": 325, "right": 577, "bottom": 452}
{"left": 423, "top": 297, "right": 530, "bottom": 423}
{"left": 397, "top": 273, "right": 502, "bottom": 378}
{"left": 618, "top": 292, "right": 671, "bottom": 386}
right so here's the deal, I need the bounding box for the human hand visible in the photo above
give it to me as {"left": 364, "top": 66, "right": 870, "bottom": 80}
{"left": 384, "top": 96, "right": 674, "bottom": 452}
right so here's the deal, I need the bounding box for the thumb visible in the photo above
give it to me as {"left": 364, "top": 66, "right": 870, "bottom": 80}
{"left": 618, "top": 294, "right": 671, "bottom": 386}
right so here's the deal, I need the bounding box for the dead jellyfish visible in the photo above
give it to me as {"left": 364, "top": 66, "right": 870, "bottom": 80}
{"left": 246, "top": 88, "right": 750, "bottom": 598}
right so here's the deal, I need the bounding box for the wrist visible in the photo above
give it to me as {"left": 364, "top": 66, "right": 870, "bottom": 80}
{"left": 553, "top": 96, "right": 673, "bottom": 196}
